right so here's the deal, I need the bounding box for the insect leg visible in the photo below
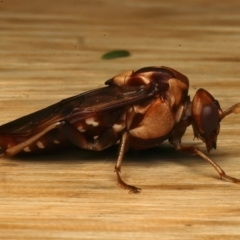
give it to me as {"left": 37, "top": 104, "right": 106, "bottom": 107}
{"left": 115, "top": 132, "right": 141, "bottom": 193}
{"left": 5, "top": 119, "right": 118, "bottom": 154}
{"left": 176, "top": 145, "right": 240, "bottom": 183}
{"left": 60, "top": 122, "right": 141, "bottom": 192}
{"left": 59, "top": 122, "right": 141, "bottom": 192}
{"left": 4, "top": 122, "right": 62, "bottom": 157}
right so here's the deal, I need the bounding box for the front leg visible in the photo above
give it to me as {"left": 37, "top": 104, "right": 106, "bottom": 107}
{"left": 169, "top": 118, "right": 240, "bottom": 183}
{"left": 174, "top": 144, "right": 240, "bottom": 183}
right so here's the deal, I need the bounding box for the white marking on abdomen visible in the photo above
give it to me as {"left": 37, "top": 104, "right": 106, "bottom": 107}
{"left": 112, "top": 123, "right": 125, "bottom": 132}
{"left": 85, "top": 117, "right": 99, "bottom": 127}
{"left": 23, "top": 146, "right": 31, "bottom": 152}
{"left": 77, "top": 126, "right": 86, "bottom": 132}
{"left": 36, "top": 141, "right": 45, "bottom": 149}
{"left": 53, "top": 139, "right": 60, "bottom": 144}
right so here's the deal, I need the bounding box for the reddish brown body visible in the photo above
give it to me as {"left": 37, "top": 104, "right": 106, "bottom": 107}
{"left": 1, "top": 66, "right": 240, "bottom": 192}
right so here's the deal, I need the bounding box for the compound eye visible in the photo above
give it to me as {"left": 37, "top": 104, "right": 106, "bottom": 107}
{"left": 191, "top": 89, "right": 221, "bottom": 151}
{"left": 201, "top": 103, "right": 220, "bottom": 134}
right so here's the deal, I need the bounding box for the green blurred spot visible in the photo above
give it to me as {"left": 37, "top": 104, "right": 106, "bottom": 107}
{"left": 101, "top": 50, "right": 131, "bottom": 60}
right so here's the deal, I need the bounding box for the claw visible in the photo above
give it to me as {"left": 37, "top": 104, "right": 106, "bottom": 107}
{"left": 129, "top": 187, "right": 141, "bottom": 194}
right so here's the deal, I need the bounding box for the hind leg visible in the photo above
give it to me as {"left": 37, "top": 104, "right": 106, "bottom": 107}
{"left": 2, "top": 121, "right": 119, "bottom": 157}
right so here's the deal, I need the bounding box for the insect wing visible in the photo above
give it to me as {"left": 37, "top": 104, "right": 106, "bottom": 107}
{"left": 0, "top": 83, "right": 156, "bottom": 135}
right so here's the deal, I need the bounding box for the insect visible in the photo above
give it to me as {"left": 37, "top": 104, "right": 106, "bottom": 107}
{"left": 1, "top": 66, "right": 240, "bottom": 193}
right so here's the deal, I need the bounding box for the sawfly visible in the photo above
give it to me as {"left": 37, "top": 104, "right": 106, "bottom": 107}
{"left": 1, "top": 66, "right": 240, "bottom": 193}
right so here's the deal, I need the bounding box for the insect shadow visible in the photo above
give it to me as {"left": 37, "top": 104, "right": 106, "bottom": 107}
{"left": 11, "top": 141, "right": 229, "bottom": 178}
